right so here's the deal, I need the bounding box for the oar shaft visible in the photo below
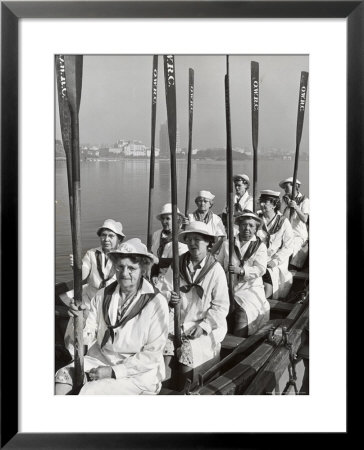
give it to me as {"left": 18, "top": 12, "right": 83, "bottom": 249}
{"left": 164, "top": 55, "right": 181, "bottom": 349}
{"left": 185, "top": 68, "right": 194, "bottom": 216}
{"left": 251, "top": 61, "right": 259, "bottom": 212}
{"left": 64, "top": 55, "right": 84, "bottom": 390}
{"left": 147, "top": 55, "right": 158, "bottom": 251}
{"left": 225, "top": 62, "right": 234, "bottom": 313}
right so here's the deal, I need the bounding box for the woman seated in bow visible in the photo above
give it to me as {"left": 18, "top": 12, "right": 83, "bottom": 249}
{"left": 55, "top": 238, "right": 169, "bottom": 395}
{"left": 158, "top": 222, "right": 229, "bottom": 373}
{"left": 150, "top": 203, "right": 188, "bottom": 282}
{"left": 257, "top": 190, "right": 294, "bottom": 300}
{"left": 216, "top": 210, "right": 269, "bottom": 337}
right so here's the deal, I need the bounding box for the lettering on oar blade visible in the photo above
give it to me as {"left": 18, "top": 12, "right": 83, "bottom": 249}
{"left": 189, "top": 85, "right": 194, "bottom": 112}
{"left": 57, "top": 55, "right": 67, "bottom": 99}
{"left": 252, "top": 80, "right": 259, "bottom": 111}
{"left": 299, "top": 86, "right": 307, "bottom": 112}
{"left": 165, "top": 55, "right": 175, "bottom": 87}
{"left": 152, "top": 68, "right": 158, "bottom": 104}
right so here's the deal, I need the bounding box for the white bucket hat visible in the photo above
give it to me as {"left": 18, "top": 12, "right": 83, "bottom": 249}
{"left": 178, "top": 222, "right": 216, "bottom": 243}
{"left": 233, "top": 174, "right": 250, "bottom": 183}
{"left": 279, "top": 177, "right": 301, "bottom": 189}
{"left": 156, "top": 203, "right": 184, "bottom": 221}
{"left": 97, "top": 219, "right": 125, "bottom": 238}
{"left": 108, "top": 238, "right": 158, "bottom": 264}
{"left": 195, "top": 190, "right": 215, "bottom": 202}
{"left": 259, "top": 189, "right": 280, "bottom": 198}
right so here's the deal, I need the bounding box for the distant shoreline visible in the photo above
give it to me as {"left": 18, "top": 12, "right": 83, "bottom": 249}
{"left": 55, "top": 155, "right": 308, "bottom": 163}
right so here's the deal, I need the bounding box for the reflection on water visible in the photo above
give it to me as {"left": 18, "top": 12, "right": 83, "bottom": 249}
{"left": 56, "top": 159, "right": 309, "bottom": 282}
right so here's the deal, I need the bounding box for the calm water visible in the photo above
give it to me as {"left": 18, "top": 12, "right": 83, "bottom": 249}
{"left": 55, "top": 159, "right": 309, "bottom": 283}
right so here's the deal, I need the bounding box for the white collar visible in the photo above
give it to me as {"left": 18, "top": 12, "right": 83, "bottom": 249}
{"left": 188, "top": 255, "right": 207, "bottom": 272}
{"left": 237, "top": 234, "right": 256, "bottom": 248}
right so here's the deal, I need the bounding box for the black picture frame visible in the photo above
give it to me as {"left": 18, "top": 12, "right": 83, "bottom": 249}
{"left": 1, "top": 1, "right": 356, "bottom": 447}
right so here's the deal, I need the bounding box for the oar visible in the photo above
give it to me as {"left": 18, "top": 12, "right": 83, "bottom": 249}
{"left": 184, "top": 68, "right": 194, "bottom": 217}
{"left": 291, "top": 71, "right": 309, "bottom": 219}
{"left": 56, "top": 55, "right": 74, "bottom": 235}
{"left": 225, "top": 56, "right": 235, "bottom": 320}
{"left": 147, "top": 55, "right": 158, "bottom": 251}
{"left": 63, "top": 55, "right": 84, "bottom": 391}
{"left": 251, "top": 61, "right": 259, "bottom": 212}
{"left": 163, "top": 55, "right": 181, "bottom": 350}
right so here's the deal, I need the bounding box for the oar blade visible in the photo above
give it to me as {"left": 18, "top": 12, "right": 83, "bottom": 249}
{"left": 147, "top": 55, "right": 159, "bottom": 251}
{"left": 296, "top": 71, "right": 309, "bottom": 148}
{"left": 185, "top": 67, "right": 194, "bottom": 216}
{"left": 56, "top": 56, "right": 72, "bottom": 160}
{"left": 64, "top": 55, "right": 83, "bottom": 115}
{"left": 251, "top": 61, "right": 259, "bottom": 212}
{"left": 251, "top": 61, "right": 259, "bottom": 150}
{"left": 291, "top": 70, "right": 309, "bottom": 213}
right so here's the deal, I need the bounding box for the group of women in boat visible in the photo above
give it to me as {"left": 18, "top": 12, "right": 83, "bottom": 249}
{"left": 55, "top": 174, "right": 309, "bottom": 395}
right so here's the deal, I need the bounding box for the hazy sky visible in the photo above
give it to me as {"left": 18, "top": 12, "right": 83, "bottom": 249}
{"left": 56, "top": 54, "right": 309, "bottom": 153}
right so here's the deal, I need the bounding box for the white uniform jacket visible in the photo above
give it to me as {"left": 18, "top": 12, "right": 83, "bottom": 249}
{"left": 188, "top": 212, "right": 226, "bottom": 238}
{"left": 158, "top": 255, "right": 229, "bottom": 368}
{"left": 82, "top": 247, "right": 117, "bottom": 303}
{"left": 64, "top": 278, "right": 169, "bottom": 394}
{"left": 151, "top": 229, "right": 188, "bottom": 258}
{"left": 223, "top": 191, "right": 254, "bottom": 214}
{"left": 282, "top": 193, "right": 309, "bottom": 268}
{"left": 257, "top": 212, "right": 294, "bottom": 299}
{"left": 216, "top": 236, "right": 270, "bottom": 335}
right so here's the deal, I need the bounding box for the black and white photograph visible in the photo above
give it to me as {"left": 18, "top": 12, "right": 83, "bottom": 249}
{"left": 55, "top": 54, "right": 309, "bottom": 396}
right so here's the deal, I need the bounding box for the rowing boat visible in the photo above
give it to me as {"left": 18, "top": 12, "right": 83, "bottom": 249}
{"left": 55, "top": 266, "right": 309, "bottom": 395}
{"left": 55, "top": 54, "right": 309, "bottom": 395}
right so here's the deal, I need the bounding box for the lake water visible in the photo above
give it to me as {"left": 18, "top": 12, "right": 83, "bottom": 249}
{"left": 55, "top": 158, "right": 309, "bottom": 283}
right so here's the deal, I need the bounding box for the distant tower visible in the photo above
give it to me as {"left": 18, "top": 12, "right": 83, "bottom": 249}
{"left": 159, "top": 120, "right": 181, "bottom": 158}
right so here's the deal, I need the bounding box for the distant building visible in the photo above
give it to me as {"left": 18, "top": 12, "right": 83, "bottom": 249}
{"left": 146, "top": 147, "right": 160, "bottom": 157}
{"left": 159, "top": 121, "right": 181, "bottom": 157}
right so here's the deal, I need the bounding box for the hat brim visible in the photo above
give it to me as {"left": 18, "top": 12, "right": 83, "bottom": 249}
{"left": 156, "top": 212, "right": 184, "bottom": 221}
{"left": 97, "top": 227, "right": 125, "bottom": 238}
{"left": 279, "top": 180, "right": 301, "bottom": 189}
{"left": 178, "top": 229, "right": 215, "bottom": 243}
{"left": 234, "top": 214, "right": 261, "bottom": 224}
{"left": 108, "top": 251, "right": 158, "bottom": 265}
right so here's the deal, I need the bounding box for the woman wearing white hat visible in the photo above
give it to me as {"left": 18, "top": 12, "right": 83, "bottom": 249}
{"left": 158, "top": 222, "right": 229, "bottom": 372}
{"left": 188, "top": 190, "right": 226, "bottom": 239}
{"left": 257, "top": 191, "right": 294, "bottom": 300}
{"left": 151, "top": 203, "right": 188, "bottom": 281}
{"left": 69, "top": 219, "right": 126, "bottom": 305}
{"left": 279, "top": 177, "right": 309, "bottom": 269}
{"left": 216, "top": 211, "right": 269, "bottom": 336}
{"left": 56, "top": 238, "right": 169, "bottom": 395}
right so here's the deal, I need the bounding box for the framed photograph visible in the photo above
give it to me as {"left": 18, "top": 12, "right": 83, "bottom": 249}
{"left": 1, "top": 0, "right": 357, "bottom": 447}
